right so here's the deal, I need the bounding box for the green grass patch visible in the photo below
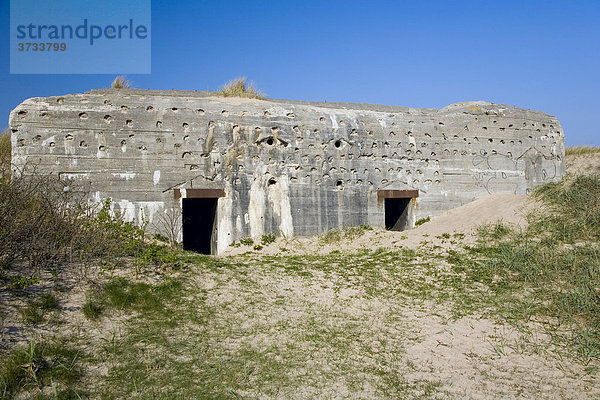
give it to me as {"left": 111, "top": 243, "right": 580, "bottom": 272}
{"left": 468, "top": 173, "right": 600, "bottom": 361}
{"left": 0, "top": 340, "right": 85, "bottom": 399}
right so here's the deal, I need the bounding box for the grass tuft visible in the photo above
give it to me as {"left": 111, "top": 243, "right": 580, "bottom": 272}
{"left": 219, "top": 77, "right": 264, "bottom": 99}
{"left": 111, "top": 76, "right": 131, "bottom": 89}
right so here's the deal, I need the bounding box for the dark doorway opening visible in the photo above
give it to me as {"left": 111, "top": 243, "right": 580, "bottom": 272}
{"left": 384, "top": 198, "right": 411, "bottom": 231}
{"left": 182, "top": 198, "right": 217, "bottom": 254}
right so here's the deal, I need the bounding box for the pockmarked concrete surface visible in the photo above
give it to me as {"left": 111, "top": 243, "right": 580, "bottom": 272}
{"left": 9, "top": 90, "right": 565, "bottom": 253}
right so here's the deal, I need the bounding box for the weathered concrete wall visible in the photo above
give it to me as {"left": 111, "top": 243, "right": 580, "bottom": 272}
{"left": 9, "top": 89, "right": 565, "bottom": 253}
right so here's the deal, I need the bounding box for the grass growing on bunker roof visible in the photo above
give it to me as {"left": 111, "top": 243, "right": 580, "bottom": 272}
{"left": 219, "top": 77, "right": 265, "bottom": 99}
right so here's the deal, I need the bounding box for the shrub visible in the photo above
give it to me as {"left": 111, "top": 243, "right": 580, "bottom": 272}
{"left": 219, "top": 77, "right": 264, "bottom": 99}
{"left": 0, "top": 129, "right": 10, "bottom": 181}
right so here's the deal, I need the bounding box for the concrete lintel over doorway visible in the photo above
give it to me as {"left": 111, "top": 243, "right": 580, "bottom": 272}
{"left": 174, "top": 188, "right": 226, "bottom": 200}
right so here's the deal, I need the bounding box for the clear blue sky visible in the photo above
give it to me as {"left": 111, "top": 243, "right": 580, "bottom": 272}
{"left": 1, "top": 0, "right": 599, "bottom": 146}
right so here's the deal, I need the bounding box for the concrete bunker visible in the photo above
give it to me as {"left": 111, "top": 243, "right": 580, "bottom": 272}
{"left": 8, "top": 90, "right": 566, "bottom": 255}
{"left": 175, "top": 188, "right": 225, "bottom": 254}
{"left": 378, "top": 190, "right": 419, "bottom": 231}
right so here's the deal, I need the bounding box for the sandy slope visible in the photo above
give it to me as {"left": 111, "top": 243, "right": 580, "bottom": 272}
{"left": 222, "top": 193, "right": 532, "bottom": 256}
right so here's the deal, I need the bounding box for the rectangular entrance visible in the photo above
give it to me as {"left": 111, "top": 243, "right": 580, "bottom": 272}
{"left": 378, "top": 189, "right": 419, "bottom": 231}
{"left": 384, "top": 198, "right": 411, "bottom": 230}
{"left": 182, "top": 198, "right": 218, "bottom": 254}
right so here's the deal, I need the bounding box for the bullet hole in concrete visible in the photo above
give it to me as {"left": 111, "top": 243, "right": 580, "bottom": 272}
{"left": 195, "top": 109, "right": 205, "bottom": 115}
{"left": 171, "top": 107, "right": 178, "bottom": 112}
{"left": 266, "top": 138, "right": 274, "bottom": 146}
{"left": 104, "top": 115, "right": 112, "bottom": 123}
{"left": 438, "top": 122, "right": 444, "bottom": 125}
{"left": 183, "top": 123, "right": 189, "bottom": 130}
{"left": 508, "top": 124, "right": 513, "bottom": 128}
{"left": 319, "top": 117, "right": 325, "bottom": 123}
{"left": 523, "top": 122, "right": 527, "bottom": 127}
{"left": 488, "top": 138, "right": 493, "bottom": 143}
{"left": 120, "top": 140, "right": 126, "bottom": 146}
{"left": 77, "top": 140, "right": 87, "bottom": 148}
{"left": 336, "top": 180, "right": 343, "bottom": 189}
{"left": 473, "top": 137, "right": 479, "bottom": 142}
{"left": 174, "top": 143, "right": 181, "bottom": 148}
{"left": 156, "top": 121, "right": 162, "bottom": 128}
{"left": 98, "top": 145, "right": 106, "bottom": 151}
{"left": 482, "top": 126, "right": 487, "bottom": 130}
{"left": 49, "top": 141, "right": 56, "bottom": 147}
{"left": 32, "top": 135, "right": 41, "bottom": 143}
{"left": 286, "top": 113, "right": 295, "bottom": 118}
{"left": 334, "top": 140, "right": 342, "bottom": 148}
{"left": 139, "top": 145, "right": 147, "bottom": 151}
{"left": 221, "top": 110, "right": 229, "bottom": 116}
{"left": 121, "top": 105, "right": 128, "bottom": 112}
{"left": 339, "top": 120, "right": 346, "bottom": 126}
{"left": 183, "top": 135, "right": 190, "bottom": 141}
{"left": 264, "top": 111, "right": 271, "bottom": 117}
{"left": 17, "top": 139, "right": 25, "bottom": 147}
{"left": 268, "top": 178, "right": 277, "bottom": 185}
{"left": 146, "top": 106, "right": 154, "bottom": 111}
{"left": 65, "top": 134, "right": 73, "bottom": 140}
{"left": 508, "top": 152, "right": 513, "bottom": 158}
{"left": 189, "top": 164, "right": 199, "bottom": 170}
{"left": 17, "top": 110, "right": 28, "bottom": 118}
{"left": 126, "top": 120, "right": 133, "bottom": 127}
{"left": 57, "top": 98, "right": 64, "bottom": 104}
{"left": 182, "top": 152, "right": 192, "bottom": 159}
{"left": 103, "top": 99, "right": 111, "bottom": 105}
{"left": 79, "top": 112, "right": 88, "bottom": 119}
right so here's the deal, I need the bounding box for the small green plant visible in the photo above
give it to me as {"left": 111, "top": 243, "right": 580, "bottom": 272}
{"left": 82, "top": 294, "right": 103, "bottom": 320}
{"left": 19, "top": 293, "right": 59, "bottom": 324}
{"left": 111, "top": 75, "right": 131, "bottom": 89}
{"left": 219, "top": 77, "right": 264, "bottom": 99}
{"left": 415, "top": 216, "right": 430, "bottom": 226}
{"left": 240, "top": 238, "right": 254, "bottom": 246}
{"left": 261, "top": 234, "right": 276, "bottom": 245}
{"left": 253, "top": 244, "right": 263, "bottom": 251}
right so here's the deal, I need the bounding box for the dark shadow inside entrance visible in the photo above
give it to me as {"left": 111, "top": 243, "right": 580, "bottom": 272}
{"left": 182, "top": 198, "right": 217, "bottom": 254}
{"left": 384, "top": 198, "right": 411, "bottom": 231}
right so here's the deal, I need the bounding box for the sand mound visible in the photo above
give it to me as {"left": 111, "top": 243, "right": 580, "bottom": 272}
{"left": 223, "top": 193, "right": 532, "bottom": 256}
{"left": 566, "top": 153, "right": 600, "bottom": 175}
